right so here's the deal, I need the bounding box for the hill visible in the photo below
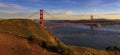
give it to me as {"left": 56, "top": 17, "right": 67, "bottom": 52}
{"left": 0, "top": 19, "right": 75, "bottom": 55}
{"left": 45, "top": 19, "right": 120, "bottom": 26}
{"left": 0, "top": 19, "right": 119, "bottom": 55}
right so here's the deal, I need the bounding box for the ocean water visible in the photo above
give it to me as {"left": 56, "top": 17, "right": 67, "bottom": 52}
{"left": 45, "top": 22, "right": 120, "bottom": 50}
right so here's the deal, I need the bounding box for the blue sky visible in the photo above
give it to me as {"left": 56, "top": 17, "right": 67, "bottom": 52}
{"left": 0, "top": 0, "right": 120, "bottom": 19}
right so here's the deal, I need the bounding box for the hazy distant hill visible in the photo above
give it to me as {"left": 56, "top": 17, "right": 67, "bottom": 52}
{"left": 45, "top": 19, "right": 120, "bottom": 26}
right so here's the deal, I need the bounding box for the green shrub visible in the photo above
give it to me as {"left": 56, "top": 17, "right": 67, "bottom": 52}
{"left": 106, "top": 46, "right": 120, "bottom": 51}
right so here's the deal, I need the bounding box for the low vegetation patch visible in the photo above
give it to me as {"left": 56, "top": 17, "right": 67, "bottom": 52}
{"left": 106, "top": 46, "right": 120, "bottom": 51}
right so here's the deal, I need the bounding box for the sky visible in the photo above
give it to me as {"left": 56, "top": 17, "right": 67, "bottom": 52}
{"left": 0, "top": 0, "right": 120, "bottom": 20}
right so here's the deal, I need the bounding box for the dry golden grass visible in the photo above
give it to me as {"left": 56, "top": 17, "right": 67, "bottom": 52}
{"left": 0, "top": 19, "right": 76, "bottom": 55}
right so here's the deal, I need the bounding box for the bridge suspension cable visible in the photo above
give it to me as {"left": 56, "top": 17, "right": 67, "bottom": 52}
{"left": 44, "top": 11, "right": 61, "bottom": 20}
{"left": 23, "top": 9, "right": 100, "bottom": 30}
{"left": 25, "top": 10, "right": 39, "bottom": 19}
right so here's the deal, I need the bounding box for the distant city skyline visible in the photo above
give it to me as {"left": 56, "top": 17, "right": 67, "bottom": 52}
{"left": 0, "top": 0, "right": 120, "bottom": 20}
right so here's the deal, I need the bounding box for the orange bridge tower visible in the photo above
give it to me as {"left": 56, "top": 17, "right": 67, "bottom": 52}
{"left": 90, "top": 15, "right": 94, "bottom": 30}
{"left": 40, "top": 9, "right": 44, "bottom": 28}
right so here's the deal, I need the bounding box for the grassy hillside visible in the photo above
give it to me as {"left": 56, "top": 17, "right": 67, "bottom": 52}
{"left": 0, "top": 19, "right": 76, "bottom": 55}
{"left": 70, "top": 46, "right": 120, "bottom": 55}
{"left": 0, "top": 32, "right": 53, "bottom": 55}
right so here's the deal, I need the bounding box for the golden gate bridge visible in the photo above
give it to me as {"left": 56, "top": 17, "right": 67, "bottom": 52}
{"left": 26, "top": 9, "right": 101, "bottom": 30}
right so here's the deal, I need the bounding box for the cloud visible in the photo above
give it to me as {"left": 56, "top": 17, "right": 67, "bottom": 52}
{"left": 45, "top": 10, "right": 64, "bottom": 15}
{"left": 87, "top": 0, "right": 103, "bottom": 6}
{"left": 64, "top": 10, "right": 73, "bottom": 15}
{"left": 0, "top": 10, "right": 39, "bottom": 18}
{"left": 88, "top": 0, "right": 120, "bottom": 7}
{"left": 85, "top": 0, "right": 120, "bottom": 14}
{"left": 1, "top": 9, "right": 120, "bottom": 20}
{"left": 29, "top": 0, "right": 40, "bottom": 2}
{"left": 99, "top": 2, "right": 120, "bottom": 7}
{"left": 0, "top": 3, "right": 27, "bottom": 10}
{"left": 63, "top": 0, "right": 78, "bottom": 4}
{"left": 45, "top": 10, "right": 74, "bottom": 15}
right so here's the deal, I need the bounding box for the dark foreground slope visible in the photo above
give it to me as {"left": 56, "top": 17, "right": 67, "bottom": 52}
{"left": 0, "top": 19, "right": 76, "bottom": 55}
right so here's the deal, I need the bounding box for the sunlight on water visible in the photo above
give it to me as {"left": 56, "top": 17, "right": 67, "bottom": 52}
{"left": 96, "top": 25, "right": 120, "bottom": 33}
